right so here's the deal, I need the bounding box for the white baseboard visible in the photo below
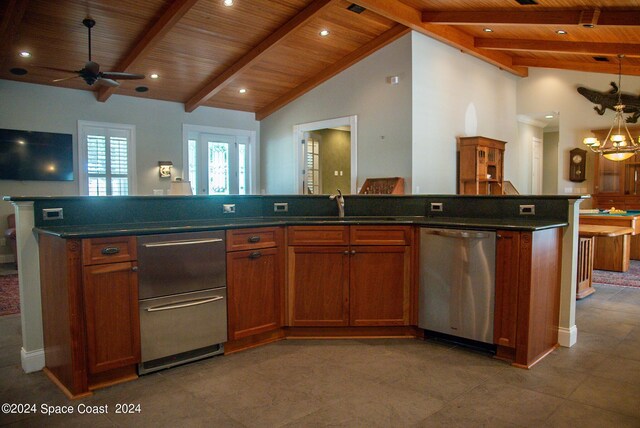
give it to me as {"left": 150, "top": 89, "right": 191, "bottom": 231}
{"left": 0, "top": 254, "right": 15, "bottom": 264}
{"left": 21, "top": 347, "right": 44, "bottom": 373}
{"left": 558, "top": 325, "right": 578, "bottom": 348}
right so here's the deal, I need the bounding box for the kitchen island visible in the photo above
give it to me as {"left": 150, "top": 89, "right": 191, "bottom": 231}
{"left": 6, "top": 194, "right": 585, "bottom": 398}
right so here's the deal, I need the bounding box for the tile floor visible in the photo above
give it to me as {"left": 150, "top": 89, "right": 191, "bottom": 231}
{"left": 1, "top": 282, "right": 639, "bottom": 427}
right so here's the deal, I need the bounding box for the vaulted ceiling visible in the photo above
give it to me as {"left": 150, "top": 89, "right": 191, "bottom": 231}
{"left": 2, "top": 0, "right": 639, "bottom": 120}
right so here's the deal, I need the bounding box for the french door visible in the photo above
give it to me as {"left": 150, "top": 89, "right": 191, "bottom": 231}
{"left": 187, "top": 131, "right": 250, "bottom": 195}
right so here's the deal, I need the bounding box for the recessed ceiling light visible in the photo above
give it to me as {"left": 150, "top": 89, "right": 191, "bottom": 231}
{"left": 239, "top": 88, "right": 247, "bottom": 94}
{"left": 223, "top": 0, "right": 233, "bottom": 6}
{"left": 150, "top": 73, "right": 159, "bottom": 79}
{"left": 10, "top": 67, "right": 28, "bottom": 75}
{"left": 556, "top": 30, "right": 567, "bottom": 35}
{"left": 319, "top": 29, "right": 330, "bottom": 37}
{"left": 19, "top": 51, "right": 31, "bottom": 58}
{"left": 483, "top": 28, "right": 493, "bottom": 33}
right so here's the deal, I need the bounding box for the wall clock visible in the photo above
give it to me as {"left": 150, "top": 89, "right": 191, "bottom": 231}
{"left": 570, "top": 148, "right": 587, "bottom": 182}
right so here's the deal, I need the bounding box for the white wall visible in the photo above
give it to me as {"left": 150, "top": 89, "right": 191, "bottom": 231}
{"left": 260, "top": 33, "right": 413, "bottom": 194}
{"left": 515, "top": 120, "right": 544, "bottom": 195}
{"left": 517, "top": 67, "right": 640, "bottom": 196}
{"left": 411, "top": 32, "right": 520, "bottom": 194}
{"left": 0, "top": 79, "right": 259, "bottom": 255}
{"left": 543, "top": 130, "right": 559, "bottom": 195}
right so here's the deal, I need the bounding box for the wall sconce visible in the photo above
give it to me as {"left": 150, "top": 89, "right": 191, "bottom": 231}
{"left": 158, "top": 161, "right": 173, "bottom": 178}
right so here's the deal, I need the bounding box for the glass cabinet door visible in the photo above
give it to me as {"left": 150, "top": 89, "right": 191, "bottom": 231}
{"left": 596, "top": 156, "right": 622, "bottom": 193}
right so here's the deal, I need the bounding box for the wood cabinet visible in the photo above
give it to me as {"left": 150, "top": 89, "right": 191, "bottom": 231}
{"left": 83, "top": 261, "right": 140, "bottom": 374}
{"left": 226, "top": 227, "right": 285, "bottom": 340}
{"left": 494, "top": 228, "right": 562, "bottom": 368}
{"left": 38, "top": 234, "right": 140, "bottom": 398}
{"left": 457, "top": 136, "right": 506, "bottom": 195}
{"left": 287, "top": 225, "right": 412, "bottom": 327}
{"left": 590, "top": 126, "right": 640, "bottom": 209}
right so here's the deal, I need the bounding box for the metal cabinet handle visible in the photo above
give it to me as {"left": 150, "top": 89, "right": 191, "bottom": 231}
{"left": 249, "top": 251, "right": 262, "bottom": 259}
{"left": 101, "top": 247, "right": 120, "bottom": 255}
{"left": 146, "top": 296, "right": 224, "bottom": 312}
{"left": 131, "top": 266, "right": 138, "bottom": 272}
{"left": 143, "top": 238, "right": 223, "bottom": 248}
{"left": 248, "top": 236, "right": 261, "bottom": 243}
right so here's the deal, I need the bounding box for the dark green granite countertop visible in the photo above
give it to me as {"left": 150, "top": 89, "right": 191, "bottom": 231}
{"left": 35, "top": 216, "right": 568, "bottom": 238}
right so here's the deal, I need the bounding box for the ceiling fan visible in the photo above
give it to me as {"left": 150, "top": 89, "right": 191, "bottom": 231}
{"left": 46, "top": 18, "right": 145, "bottom": 87}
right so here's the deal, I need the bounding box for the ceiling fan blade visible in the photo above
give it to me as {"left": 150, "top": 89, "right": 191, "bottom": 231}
{"left": 33, "top": 65, "right": 79, "bottom": 74}
{"left": 96, "top": 77, "right": 120, "bottom": 87}
{"left": 100, "top": 71, "right": 145, "bottom": 80}
{"left": 53, "top": 75, "right": 80, "bottom": 83}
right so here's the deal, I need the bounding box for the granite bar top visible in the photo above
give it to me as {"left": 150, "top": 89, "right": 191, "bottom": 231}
{"left": 34, "top": 215, "right": 568, "bottom": 239}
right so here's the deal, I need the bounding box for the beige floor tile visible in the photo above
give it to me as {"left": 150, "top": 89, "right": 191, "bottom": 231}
{"left": 446, "top": 382, "right": 565, "bottom": 426}
{"left": 569, "top": 376, "right": 640, "bottom": 418}
{"left": 545, "top": 401, "right": 640, "bottom": 428}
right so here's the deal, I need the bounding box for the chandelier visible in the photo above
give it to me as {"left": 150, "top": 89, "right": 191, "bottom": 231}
{"left": 583, "top": 55, "right": 640, "bottom": 162}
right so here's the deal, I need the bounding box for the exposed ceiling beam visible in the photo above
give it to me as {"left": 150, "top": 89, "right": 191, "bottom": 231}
{"left": 512, "top": 57, "right": 640, "bottom": 77}
{"left": 256, "top": 25, "right": 410, "bottom": 121}
{"left": 185, "top": 0, "right": 336, "bottom": 113}
{"left": 422, "top": 9, "right": 640, "bottom": 27}
{"left": 96, "top": 0, "right": 199, "bottom": 102}
{"left": 351, "top": 0, "right": 527, "bottom": 78}
{"left": 0, "top": 0, "right": 29, "bottom": 61}
{"left": 476, "top": 38, "right": 640, "bottom": 57}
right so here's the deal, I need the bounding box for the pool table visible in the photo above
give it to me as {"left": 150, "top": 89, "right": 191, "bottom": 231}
{"left": 580, "top": 210, "right": 640, "bottom": 272}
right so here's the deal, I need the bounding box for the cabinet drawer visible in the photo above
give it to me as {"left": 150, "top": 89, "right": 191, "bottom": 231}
{"left": 288, "top": 226, "right": 349, "bottom": 246}
{"left": 350, "top": 226, "right": 412, "bottom": 246}
{"left": 227, "top": 227, "right": 283, "bottom": 251}
{"left": 82, "top": 236, "right": 137, "bottom": 265}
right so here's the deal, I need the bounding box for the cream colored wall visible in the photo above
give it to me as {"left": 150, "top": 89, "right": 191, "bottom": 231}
{"left": 543, "top": 131, "right": 559, "bottom": 195}
{"left": 260, "top": 33, "right": 413, "bottom": 194}
{"left": 516, "top": 67, "right": 640, "bottom": 196}
{"left": 317, "top": 129, "right": 351, "bottom": 193}
{"left": 411, "top": 32, "right": 519, "bottom": 194}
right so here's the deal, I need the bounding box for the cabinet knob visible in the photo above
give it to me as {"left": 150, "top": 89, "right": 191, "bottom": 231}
{"left": 131, "top": 266, "right": 138, "bottom": 272}
{"left": 350, "top": 250, "right": 356, "bottom": 255}
{"left": 343, "top": 250, "right": 349, "bottom": 255}
{"left": 248, "top": 236, "right": 261, "bottom": 243}
{"left": 249, "top": 251, "right": 262, "bottom": 259}
{"left": 497, "top": 234, "right": 502, "bottom": 239}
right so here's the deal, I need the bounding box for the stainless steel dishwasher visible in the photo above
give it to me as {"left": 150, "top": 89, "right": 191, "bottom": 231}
{"left": 419, "top": 228, "right": 496, "bottom": 344}
{"left": 137, "top": 231, "right": 227, "bottom": 374}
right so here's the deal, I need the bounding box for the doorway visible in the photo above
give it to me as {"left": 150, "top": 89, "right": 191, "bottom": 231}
{"left": 293, "top": 116, "right": 357, "bottom": 194}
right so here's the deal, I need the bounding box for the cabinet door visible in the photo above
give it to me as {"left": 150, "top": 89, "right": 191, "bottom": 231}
{"left": 494, "top": 231, "right": 520, "bottom": 348}
{"left": 227, "top": 247, "right": 283, "bottom": 339}
{"left": 83, "top": 261, "right": 140, "bottom": 374}
{"left": 288, "top": 246, "right": 349, "bottom": 326}
{"left": 349, "top": 246, "right": 410, "bottom": 326}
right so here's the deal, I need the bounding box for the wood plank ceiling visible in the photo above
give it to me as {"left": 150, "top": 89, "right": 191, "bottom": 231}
{"left": 1, "top": 0, "right": 640, "bottom": 120}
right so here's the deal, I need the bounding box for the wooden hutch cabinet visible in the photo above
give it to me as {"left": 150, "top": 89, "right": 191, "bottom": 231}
{"left": 457, "top": 136, "right": 506, "bottom": 195}
{"left": 590, "top": 126, "right": 640, "bottom": 209}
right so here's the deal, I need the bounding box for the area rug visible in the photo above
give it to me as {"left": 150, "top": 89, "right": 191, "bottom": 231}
{"left": 592, "top": 260, "right": 640, "bottom": 288}
{"left": 0, "top": 274, "right": 20, "bottom": 316}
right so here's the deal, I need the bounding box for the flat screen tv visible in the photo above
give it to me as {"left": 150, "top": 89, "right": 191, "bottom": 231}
{"left": 0, "top": 128, "right": 74, "bottom": 181}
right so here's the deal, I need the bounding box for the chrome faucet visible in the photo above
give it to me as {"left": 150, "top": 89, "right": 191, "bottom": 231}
{"left": 329, "top": 189, "right": 345, "bottom": 218}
